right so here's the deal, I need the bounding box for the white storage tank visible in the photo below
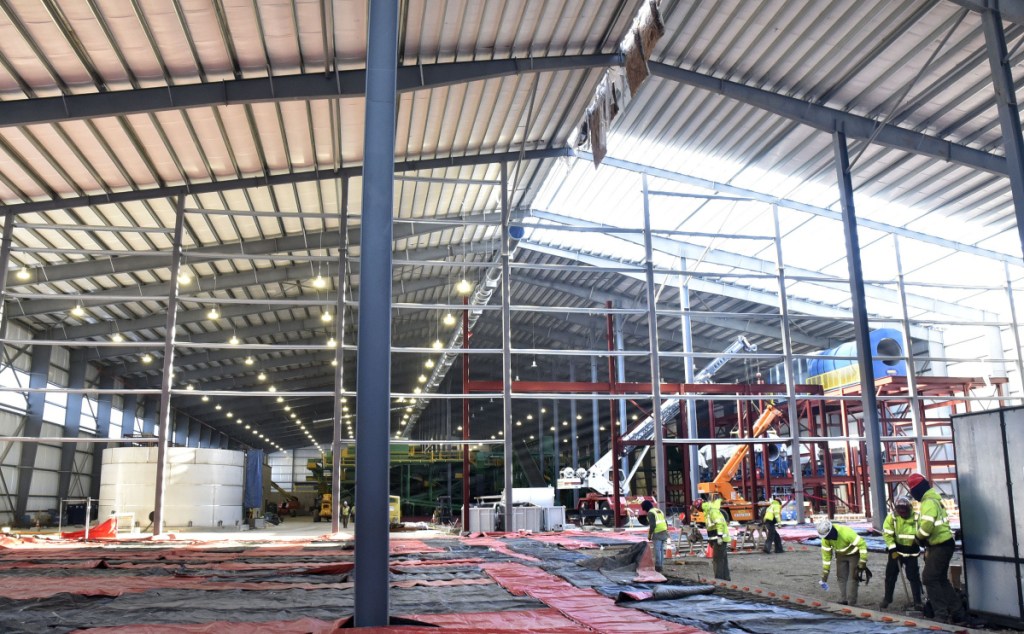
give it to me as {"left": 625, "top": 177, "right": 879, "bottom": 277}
{"left": 98, "top": 447, "right": 244, "bottom": 529}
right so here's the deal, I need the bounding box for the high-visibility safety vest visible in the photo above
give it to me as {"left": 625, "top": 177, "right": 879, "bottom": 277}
{"left": 702, "top": 499, "right": 731, "bottom": 543}
{"left": 648, "top": 507, "right": 668, "bottom": 535}
{"left": 917, "top": 488, "right": 953, "bottom": 546}
{"left": 821, "top": 524, "right": 867, "bottom": 573}
{"left": 883, "top": 512, "right": 918, "bottom": 555}
{"left": 763, "top": 499, "right": 782, "bottom": 522}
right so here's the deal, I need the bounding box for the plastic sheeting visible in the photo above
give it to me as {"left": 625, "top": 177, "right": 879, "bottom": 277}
{"left": 60, "top": 518, "right": 118, "bottom": 540}
{"left": 617, "top": 592, "right": 932, "bottom": 634}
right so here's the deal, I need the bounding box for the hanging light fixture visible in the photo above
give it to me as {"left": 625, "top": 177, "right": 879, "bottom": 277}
{"left": 207, "top": 308, "right": 219, "bottom": 320}
{"left": 431, "top": 339, "right": 443, "bottom": 349}
{"left": 71, "top": 305, "right": 85, "bottom": 317}
{"left": 229, "top": 335, "right": 240, "bottom": 345}
{"left": 141, "top": 353, "right": 153, "bottom": 364}
{"left": 456, "top": 278, "right": 473, "bottom": 295}
{"left": 442, "top": 312, "right": 456, "bottom": 327}
{"left": 177, "top": 271, "right": 192, "bottom": 286}
{"left": 312, "top": 274, "right": 326, "bottom": 289}
{"left": 321, "top": 310, "right": 332, "bottom": 322}
{"left": 111, "top": 332, "right": 124, "bottom": 343}
{"left": 424, "top": 358, "right": 435, "bottom": 369}
{"left": 327, "top": 337, "right": 337, "bottom": 348}
{"left": 258, "top": 372, "right": 267, "bottom": 381}
{"left": 331, "top": 358, "right": 338, "bottom": 366}
{"left": 244, "top": 356, "right": 254, "bottom": 366}
{"left": 15, "top": 268, "right": 30, "bottom": 281}
{"left": 418, "top": 374, "right": 427, "bottom": 383}
{"left": 201, "top": 395, "right": 209, "bottom": 402}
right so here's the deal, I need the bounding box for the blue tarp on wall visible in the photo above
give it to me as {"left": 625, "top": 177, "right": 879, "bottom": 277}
{"left": 244, "top": 449, "right": 264, "bottom": 509}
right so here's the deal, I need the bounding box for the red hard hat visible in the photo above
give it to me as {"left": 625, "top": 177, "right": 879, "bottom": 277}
{"left": 907, "top": 473, "right": 927, "bottom": 489}
{"left": 692, "top": 498, "right": 704, "bottom": 511}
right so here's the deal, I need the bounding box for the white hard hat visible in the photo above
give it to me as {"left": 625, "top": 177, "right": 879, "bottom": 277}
{"left": 815, "top": 518, "right": 833, "bottom": 537}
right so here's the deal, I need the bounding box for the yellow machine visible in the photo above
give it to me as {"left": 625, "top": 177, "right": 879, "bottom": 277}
{"left": 313, "top": 493, "right": 401, "bottom": 526}
{"left": 692, "top": 404, "right": 783, "bottom": 524}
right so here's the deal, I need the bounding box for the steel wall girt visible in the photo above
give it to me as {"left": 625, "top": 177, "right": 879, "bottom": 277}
{"left": 512, "top": 272, "right": 830, "bottom": 348}
{"left": 647, "top": 62, "right": 1006, "bottom": 176}
{"left": 0, "top": 148, "right": 570, "bottom": 218}
{"left": 90, "top": 373, "right": 113, "bottom": 499}
{"left": 518, "top": 241, "right": 856, "bottom": 318}
{"left": 574, "top": 153, "right": 1021, "bottom": 267}
{"left": 521, "top": 235, "right": 986, "bottom": 323}
{"left": 56, "top": 349, "right": 87, "bottom": 503}
{"left": 0, "top": 55, "right": 619, "bottom": 129}
{"left": 11, "top": 209, "right": 505, "bottom": 292}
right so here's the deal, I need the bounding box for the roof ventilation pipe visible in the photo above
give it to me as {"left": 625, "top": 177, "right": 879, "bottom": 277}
{"left": 399, "top": 225, "right": 525, "bottom": 439}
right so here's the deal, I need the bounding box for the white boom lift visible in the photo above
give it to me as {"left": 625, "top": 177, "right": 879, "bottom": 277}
{"left": 559, "top": 336, "right": 756, "bottom": 525}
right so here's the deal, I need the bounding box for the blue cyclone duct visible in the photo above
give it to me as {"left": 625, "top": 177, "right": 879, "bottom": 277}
{"left": 768, "top": 328, "right": 907, "bottom": 389}
{"left": 509, "top": 225, "right": 525, "bottom": 240}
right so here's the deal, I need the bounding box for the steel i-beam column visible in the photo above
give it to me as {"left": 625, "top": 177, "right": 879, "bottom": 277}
{"left": 893, "top": 236, "right": 927, "bottom": 473}
{"left": 120, "top": 394, "right": 137, "bottom": 438}
{"left": 569, "top": 364, "right": 579, "bottom": 508}
{"left": 1005, "top": 262, "right": 1024, "bottom": 398}
{"left": 981, "top": 7, "right": 1024, "bottom": 260}
{"left": 641, "top": 175, "right": 667, "bottom": 505}
{"left": 354, "top": 1, "right": 398, "bottom": 624}
{"left": 90, "top": 372, "right": 114, "bottom": 499}
{"left": 153, "top": 196, "right": 186, "bottom": 535}
{"left": 500, "top": 162, "right": 514, "bottom": 532}
{"left": 772, "top": 205, "right": 805, "bottom": 522}
{"left": 677, "top": 257, "right": 700, "bottom": 500}
{"left": 331, "top": 177, "right": 349, "bottom": 533}
{"left": 833, "top": 131, "right": 886, "bottom": 528}
{"left": 15, "top": 341, "right": 51, "bottom": 523}
{"left": 57, "top": 351, "right": 86, "bottom": 502}
{"left": 591, "top": 357, "right": 600, "bottom": 460}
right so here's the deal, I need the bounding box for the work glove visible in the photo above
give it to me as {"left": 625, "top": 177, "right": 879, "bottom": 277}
{"left": 855, "top": 568, "right": 864, "bottom": 583}
{"left": 819, "top": 580, "right": 829, "bottom": 591}
{"left": 863, "top": 567, "right": 873, "bottom": 585}
{"left": 890, "top": 550, "right": 900, "bottom": 560}
{"left": 820, "top": 572, "right": 829, "bottom": 584}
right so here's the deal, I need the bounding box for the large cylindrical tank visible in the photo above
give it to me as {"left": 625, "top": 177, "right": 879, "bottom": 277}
{"left": 98, "top": 447, "right": 244, "bottom": 528}
{"left": 805, "top": 328, "right": 907, "bottom": 380}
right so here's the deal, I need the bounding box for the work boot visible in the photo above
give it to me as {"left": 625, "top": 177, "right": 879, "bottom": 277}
{"left": 879, "top": 599, "right": 891, "bottom": 610}
{"left": 839, "top": 600, "right": 848, "bottom": 605}
{"left": 654, "top": 566, "right": 663, "bottom": 573}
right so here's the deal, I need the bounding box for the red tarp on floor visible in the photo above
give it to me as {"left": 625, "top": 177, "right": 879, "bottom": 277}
{"left": 482, "top": 562, "right": 709, "bottom": 633}
{"left": 61, "top": 518, "right": 118, "bottom": 540}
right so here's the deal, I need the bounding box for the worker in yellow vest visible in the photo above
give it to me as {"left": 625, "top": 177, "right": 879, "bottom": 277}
{"left": 816, "top": 518, "right": 868, "bottom": 605}
{"left": 694, "top": 497, "right": 731, "bottom": 580}
{"left": 761, "top": 495, "right": 784, "bottom": 554}
{"left": 880, "top": 496, "right": 922, "bottom": 610}
{"left": 641, "top": 500, "right": 669, "bottom": 573}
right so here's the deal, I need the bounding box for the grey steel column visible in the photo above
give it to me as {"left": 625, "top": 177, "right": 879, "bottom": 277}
{"left": 500, "top": 162, "right": 514, "bottom": 531}
{"left": 331, "top": 177, "right": 349, "bottom": 533}
{"left": 1005, "top": 262, "right": 1024, "bottom": 401}
{"left": 569, "top": 364, "right": 579, "bottom": 507}
{"left": 772, "top": 205, "right": 805, "bottom": 522}
{"left": 57, "top": 351, "right": 87, "bottom": 502}
{"left": 677, "top": 257, "right": 700, "bottom": 500}
{"left": 590, "top": 356, "right": 600, "bottom": 459}
{"left": 141, "top": 398, "right": 158, "bottom": 436}
{"left": 153, "top": 195, "right": 186, "bottom": 535}
{"left": 90, "top": 372, "right": 113, "bottom": 499}
{"left": 615, "top": 317, "right": 629, "bottom": 480}
{"left": 0, "top": 216, "right": 12, "bottom": 342}
{"left": 15, "top": 340, "right": 51, "bottom": 523}
{"left": 981, "top": 8, "right": 1024, "bottom": 258}
{"left": 120, "top": 394, "right": 138, "bottom": 438}
{"left": 833, "top": 131, "right": 886, "bottom": 528}
{"left": 893, "top": 236, "right": 927, "bottom": 473}
{"left": 537, "top": 401, "right": 544, "bottom": 476}
{"left": 641, "top": 175, "right": 667, "bottom": 505}
{"left": 552, "top": 400, "right": 560, "bottom": 483}
{"left": 354, "top": 0, "right": 398, "bottom": 625}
